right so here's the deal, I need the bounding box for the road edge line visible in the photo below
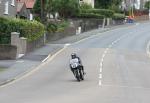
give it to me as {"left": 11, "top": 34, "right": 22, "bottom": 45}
{"left": 0, "top": 46, "right": 67, "bottom": 88}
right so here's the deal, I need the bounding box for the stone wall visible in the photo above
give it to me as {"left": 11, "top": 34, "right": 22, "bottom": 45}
{"left": 70, "top": 18, "right": 103, "bottom": 33}
{"left": 26, "top": 35, "right": 45, "bottom": 53}
{"left": 46, "top": 26, "right": 76, "bottom": 41}
{"left": 0, "top": 45, "right": 17, "bottom": 60}
{"left": 134, "top": 15, "right": 149, "bottom": 22}
{"left": 110, "top": 19, "right": 125, "bottom": 26}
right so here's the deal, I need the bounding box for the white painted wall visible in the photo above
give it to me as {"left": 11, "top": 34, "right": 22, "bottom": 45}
{"left": 82, "top": 0, "right": 94, "bottom": 8}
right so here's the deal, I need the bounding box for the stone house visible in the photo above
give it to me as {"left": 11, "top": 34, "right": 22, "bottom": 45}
{"left": 16, "top": 0, "right": 35, "bottom": 20}
{"left": 122, "top": 0, "right": 149, "bottom": 10}
{"left": 0, "top": 0, "right": 17, "bottom": 17}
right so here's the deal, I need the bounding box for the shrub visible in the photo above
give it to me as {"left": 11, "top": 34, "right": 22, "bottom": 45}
{"left": 0, "top": 17, "right": 45, "bottom": 43}
{"left": 79, "top": 2, "right": 92, "bottom": 10}
{"left": 46, "top": 20, "right": 70, "bottom": 33}
{"left": 47, "top": 23, "right": 57, "bottom": 33}
{"left": 77, "top": 13, "right": 104, "bottom": 19}
{"left": 81, "top": 9, "right": 114, "bottom": 17}
{"left": 113, "top": 13, "right": 125, "bottom": 20}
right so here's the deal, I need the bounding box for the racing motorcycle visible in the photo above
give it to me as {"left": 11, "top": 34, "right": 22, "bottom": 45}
{"left": 70, "top": 62, "right": 84, "bottom": 82}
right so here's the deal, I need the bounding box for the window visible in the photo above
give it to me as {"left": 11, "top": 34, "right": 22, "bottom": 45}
{"left": 11, "top": 0, "right": 15, "bottom": 6}
{"left": 4, "top": 1, "right": 9, "bottom": 15}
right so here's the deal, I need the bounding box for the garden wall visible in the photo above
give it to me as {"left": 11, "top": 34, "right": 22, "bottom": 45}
{"left": 46, "top": 26, "right": 76, "bottom": 41}
{"left": 0, "top": 45, "right": 17, "bottom": 60}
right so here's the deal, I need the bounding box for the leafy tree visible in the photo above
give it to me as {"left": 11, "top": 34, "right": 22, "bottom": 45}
{"left": 46, "top": 0, "right": 79, "bottom": 18}
{"left": 95, "top": 0, "right": 112, "bottom": 9}
{"left": 144, "top": 1, "right": 150, "bottom": 9}
{"left": 95, "top": 0, "right": 122, "bottom": 11}
{"left": 33, "top": 0, "right": 41, "bottom": 14}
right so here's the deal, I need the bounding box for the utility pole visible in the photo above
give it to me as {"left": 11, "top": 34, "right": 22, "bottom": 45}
{"left": 149, "top": 0, "right": 150, "bottom": 19}
{"left": 41, "top": 0, "right": 45, "bottom": 22}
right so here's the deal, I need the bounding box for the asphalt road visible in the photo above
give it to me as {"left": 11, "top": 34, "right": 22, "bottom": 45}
{"left": 1, "top": 22, "right": 150, "bottom": 103}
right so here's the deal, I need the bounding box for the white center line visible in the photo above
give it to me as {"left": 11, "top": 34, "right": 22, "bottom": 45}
{"left": 99, "top": 80, "right": 102, "bottom": 86}
{"left": 99, "top": 31, "right": 133, "bottom": 86}
{"left": 99, "top": 74, "right": 102, "bottom": 79}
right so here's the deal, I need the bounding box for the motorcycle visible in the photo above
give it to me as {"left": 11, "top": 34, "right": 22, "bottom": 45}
{"left": 70, "top": 62, "right": 84, "bottom": 81}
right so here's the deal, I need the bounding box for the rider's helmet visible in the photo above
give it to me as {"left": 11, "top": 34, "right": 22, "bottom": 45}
{"left": 71, "top": 53, "right": 77, "bottom": 59}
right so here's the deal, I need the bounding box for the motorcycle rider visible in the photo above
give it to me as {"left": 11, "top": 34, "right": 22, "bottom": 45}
{"left": 69, "top": 53, "right": 85, "bottom": 75}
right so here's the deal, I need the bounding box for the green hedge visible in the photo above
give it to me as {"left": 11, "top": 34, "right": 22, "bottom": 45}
{"left": 113, "top": 13, "right": 125, "bottom": 20}
{"left": 77, "top": 13, "right": 104, "bottom": 19}
{"left": 80, "top": 9, "right": 114, "bottom": 17}
{"left": 0, "top": 17, "right": 45, "bottom": 44}
{"left": 47, "top": 20, "right": 69, "bottom": 33}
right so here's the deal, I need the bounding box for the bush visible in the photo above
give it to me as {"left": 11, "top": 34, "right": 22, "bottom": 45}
{"left": 47, "top": 23, "right": 57, "bottom": 33}
{"left": 46, "top": 20, "right": 69, "bottom": 33}
{"left": 77, "top": 13, "right": 104, "bottom": 19}
{"left": 144, "top": 1, "right": 150, "bottom": 9}
{"left": 79, "top": 2, "right": 92, "bottom": 10}
{"left": 113, "top": 13, "right": 125, "bottom": 20}
{"left": 81, "top": 9, "right": 114, "bottom": 17}
{"left": 0, "top": 17, "right": 45, "bottom": 43}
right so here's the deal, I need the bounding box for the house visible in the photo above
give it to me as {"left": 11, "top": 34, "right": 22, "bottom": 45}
{"left": 122, "top": 0, "right": 148, "bottom": 10}
{"left": 16, "top": 0, "right": 35, "bottom": 20}
{"left": 79, "top": 0, "right": 95, "bottom": 8}
{"left": 0, "top": 0, "right": 17, "bottom": 17}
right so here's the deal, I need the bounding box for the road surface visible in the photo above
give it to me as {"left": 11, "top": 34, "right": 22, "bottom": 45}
{"left": 1, "top": 22, "right": 150, "bottom": 103}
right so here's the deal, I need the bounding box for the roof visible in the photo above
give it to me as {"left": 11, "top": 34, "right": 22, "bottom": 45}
{"left": 17, "top": 0, "right": 35, "bottom": 9}
{"left": 17, "top": 2, "right": 25, "bottom": 12}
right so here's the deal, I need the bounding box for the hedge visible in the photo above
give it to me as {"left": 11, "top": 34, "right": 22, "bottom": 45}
{"left": 113, "top": 13, "right": 125, "bottom": 20}
{"left": 0, "top": 17, "right": 45, "bottom": 44}
{"left": 77, "top": 13, "right": 104, "bottom": 19}
{"left": 47, "top": 20, "right": 70, "bottom": 33}
{"left": 80, "top": 9, "right": 114, "bottom": 17}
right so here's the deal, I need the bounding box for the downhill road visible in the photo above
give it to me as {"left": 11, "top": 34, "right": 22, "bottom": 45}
{"left": 1, "top": 22, "right": 150, "bottom": 103}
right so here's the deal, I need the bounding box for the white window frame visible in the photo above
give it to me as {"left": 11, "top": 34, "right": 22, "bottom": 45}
{"left": 11, "top": 0, "right": 15, "bottom": 6}
{"left": 4, "top": 1, "right": 9, "bottom": 15}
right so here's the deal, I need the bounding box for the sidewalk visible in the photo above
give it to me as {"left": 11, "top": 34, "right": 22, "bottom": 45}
{"left": 0, "top": 24, "right": 132, "bottom": 86}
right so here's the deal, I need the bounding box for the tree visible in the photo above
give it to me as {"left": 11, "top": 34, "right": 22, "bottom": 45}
{"left": 33, "top": 0, "right": 41, "bottom": 14}
{"left": 95, "top": 0, "right": 122, "bottom": 11}
{"left": 95, "top": 0, "right": 112, "bottom": 9}
{"left": 144, "top": 1, "right": 150, "bottom": 10}
{"left": 46, "top": 0, "right": 79, "bottom": 18}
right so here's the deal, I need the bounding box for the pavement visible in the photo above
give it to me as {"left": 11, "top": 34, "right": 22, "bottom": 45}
{"left": 0, "top": 26, "right": 114, "bottom": 86}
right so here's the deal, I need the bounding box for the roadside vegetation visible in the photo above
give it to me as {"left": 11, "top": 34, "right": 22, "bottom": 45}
{"left": 46, "top": 20, "right": 69, "bottom": 33}
{"left": 0, "top": 17, "right": 45, "bottom": 44}
{"left": 0, "top": 68, "right": 5, "bottom": 72}
{"left": 0, "top": 0, "right": 126, "bottom": 44}
{"left": 144, "top": 1, "right": 150, "bottom": 10}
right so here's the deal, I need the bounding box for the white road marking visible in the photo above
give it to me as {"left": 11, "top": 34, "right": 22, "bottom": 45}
{"left": 99, "top": 68, "right": 102, "bottom": 73}
{"left": 0, "top": 47, "right": 67, "bottom": 88}
{"left": 146, "top": 41, "right": 150, "bottom": 57}
{"left": 42, "top": 54, "right": 51, "bottom": 63}
{"left": 1, "top": 23, "right": 137, "bottom": 88}
{"left": 99, "top": 74, "right": 102, "bottom": 79}
{"left": 99, "top": 80, "right": 102, "bottom": 86}
{"left": 98, "top": 27, "right": 135, "bottom": 86}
